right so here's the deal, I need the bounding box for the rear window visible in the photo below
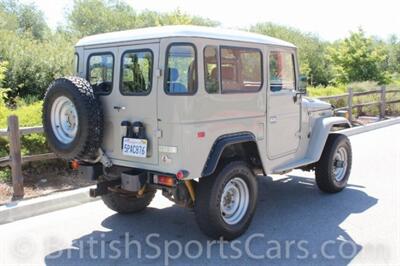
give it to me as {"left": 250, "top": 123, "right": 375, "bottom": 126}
{"left": 88, "top": 53, "right": 114, "bottom": 94}
{"left": 165, "top": 44, "right": 197, "bottom": 95}
{"left": 220, "top": 47, "right": 262, "bottom": 93}
{"left": 121, "top": 50, "right": 153, "bottom": 95}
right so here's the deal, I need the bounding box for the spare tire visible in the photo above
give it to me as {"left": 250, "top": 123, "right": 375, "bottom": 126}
{"left": 42, "top": 76, "right": 103, "bottom": 160}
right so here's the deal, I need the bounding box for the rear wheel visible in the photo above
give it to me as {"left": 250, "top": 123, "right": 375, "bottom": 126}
{"left": 315, "top": 134, "right": 352, "bottom": 193}
{"left": 194, "top": 161, "right": 258, "bottom": 240}
{"left": 101, "top": 189, "right": 156, "bottom": 214}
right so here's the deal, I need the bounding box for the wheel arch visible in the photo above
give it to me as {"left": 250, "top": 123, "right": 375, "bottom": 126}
{"left": 201, "top": 132, "right": 265, "bottom": 177}
{"left": 307, "top": 116, "right": 351, "bottom": 163}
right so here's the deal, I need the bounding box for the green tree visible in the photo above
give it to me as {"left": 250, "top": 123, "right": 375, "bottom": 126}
{"left": 328, "top": 29, "right": 390, "bottom": 84}
{"left": 0, "top": 61, "right": 8, "bottom": 90}
{"left": 0, "top": 29, "right": 75, "bottom": 100}
{"left": 0, "top": 0, "right": 49, "bottom": 39}
{"left": 68, "top": 0, "right": 219, "bottom": 36}
{"left": 16, "top": 2, "right": 49, "bottom": 39}
{"left": 250, "top": 22, "right": 332, "bottom": 86}
{"left": 386, "top": 35, "right": 400, "bottom": 74}
{"left": 0, "top": 5, "right": 17, "bottom": 31}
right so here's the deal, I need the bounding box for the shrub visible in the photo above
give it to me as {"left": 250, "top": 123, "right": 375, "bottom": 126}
{"left": 0, "top": 98, "right": 49, "bottom": 183}
{"left": 307, "top": 85, "right": 347, "bottom": 97}
{"left": 0, "top": 99, "right": 48, "bottom": 157}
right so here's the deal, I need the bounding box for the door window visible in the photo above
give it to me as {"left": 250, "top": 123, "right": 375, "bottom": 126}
{"left": 269, "top": 51, "right": 296, "bottom": 92}
{"left": 120, "top": 50, "right": 153, "bottom": 95}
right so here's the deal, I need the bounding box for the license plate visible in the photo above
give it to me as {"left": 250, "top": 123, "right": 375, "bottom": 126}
{"left": 122, "top": 138, "right": 147, "bottom": 158}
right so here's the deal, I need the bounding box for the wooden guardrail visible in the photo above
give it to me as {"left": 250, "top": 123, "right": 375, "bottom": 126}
{"left": 317, "top": 87, "right": 400, "bottom": 122}
{"left": 0, "top": 115, "right": 57, "bottom": 200}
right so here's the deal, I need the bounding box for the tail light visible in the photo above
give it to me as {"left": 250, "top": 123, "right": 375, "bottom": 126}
{"left": 70, "top": 160, "right": 80, "bottom": 170}
{"left": 154, "top": 175, "right": 175, "bottom": 187}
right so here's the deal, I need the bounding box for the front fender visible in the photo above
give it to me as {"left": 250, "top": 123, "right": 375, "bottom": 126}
{"left": 306, "top": 116, "right": 351, "bottom": 162}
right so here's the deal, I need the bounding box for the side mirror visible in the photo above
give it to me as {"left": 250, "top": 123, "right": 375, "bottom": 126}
{"left": 299, "top": 75, "right": 307, "bottom": 94}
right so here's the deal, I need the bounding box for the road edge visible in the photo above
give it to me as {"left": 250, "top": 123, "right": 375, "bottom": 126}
{"left": 0, "top": 186, "right": 98, "bottom": 225}
{"left": 341, "top": 117, "right": 400, "bottom": 136}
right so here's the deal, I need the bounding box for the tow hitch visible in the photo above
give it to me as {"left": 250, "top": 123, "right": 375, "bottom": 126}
{"left": 89, "top": 179, "right": 120, "bottom": 198}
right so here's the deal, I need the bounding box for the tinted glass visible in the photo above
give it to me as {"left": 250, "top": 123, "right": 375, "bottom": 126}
{"left": 220, "top": 47, "right": 262, "bottom": 93}
{"left": 269, "top": 51, "right": 296, "bottom": 92}
{"left": 121, "top": 51, "right": 153, "bottom": 95}
{"left": 165, "top": 44, "right": 197, "bottom": 94}
{"left": 88, "top": 54, "right": 114, "bottom": 94}
{"left": 204, "top": 46, "right": 219, "bottom": 93}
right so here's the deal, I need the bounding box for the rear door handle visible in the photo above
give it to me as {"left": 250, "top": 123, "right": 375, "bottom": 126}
{"left": 114, "top": 106, "right": 126, "bottom": 112}
{"left": 270, "top": 116, "right": 277, "bottom": 123}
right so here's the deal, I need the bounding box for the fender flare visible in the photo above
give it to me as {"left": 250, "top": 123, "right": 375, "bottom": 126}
{"left": 201, "top": 132, "right": 258, "bottom": 177}
{"left": 307, "top": 116, "right": 351, "bottom": 162}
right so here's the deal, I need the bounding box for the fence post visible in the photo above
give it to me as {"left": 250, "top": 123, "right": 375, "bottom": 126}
{"left": 347, "top": 87, "right": 353, "bottom": 122}
{"left": 380, "top": 86, "right": 386, "bottom": 119}
{"left": 8, "top": 115, "right": 24, "bottom": 200}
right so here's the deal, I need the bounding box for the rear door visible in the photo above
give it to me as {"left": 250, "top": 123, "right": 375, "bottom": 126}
{"left": 85, "top": 42, "right": 160, "bottom": 165}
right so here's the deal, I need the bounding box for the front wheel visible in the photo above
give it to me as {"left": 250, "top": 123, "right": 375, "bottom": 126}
{"left": 315, "top": 134, "right": 352, "bottom": 193}
{"left": 194, "top": 161, "right": 258, "bottom": 240}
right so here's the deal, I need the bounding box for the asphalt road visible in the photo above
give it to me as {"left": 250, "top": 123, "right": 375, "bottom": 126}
{"left": 0, "top": 124, "right": 399, "bottom": 266}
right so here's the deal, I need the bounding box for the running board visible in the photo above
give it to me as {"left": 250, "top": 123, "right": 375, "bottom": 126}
{"left": 272, "top": 158, "right": 316, "bottom": 174}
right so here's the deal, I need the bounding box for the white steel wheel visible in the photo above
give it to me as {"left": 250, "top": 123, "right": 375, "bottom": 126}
{"left": 333, "top": 147, "right": 348, "bottom": 182}
{"left": 220, "top": 177, "right": 250, "bottom": 225}
{"left": 43, "top": 76, "right": 103, "bottom": 160}
{"left": 195, "top": 161, "right": 258, "bottom": 240}
{"left": 50, "top": 96, "right": 78, "bottom": 144}
{"left": 315, "top": 134, "right": 352, "bottom": 193}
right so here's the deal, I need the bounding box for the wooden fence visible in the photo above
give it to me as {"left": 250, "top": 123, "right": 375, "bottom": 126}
{"left": 317, "top": 87, "right": 400, "bottom": 122}
{"left": 0, "top": 115, "right": 56, "bottom": 200}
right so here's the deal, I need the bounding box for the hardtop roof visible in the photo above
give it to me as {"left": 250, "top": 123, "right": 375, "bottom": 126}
{"left": 75, "top": 25, "right": 296, "bottom": 48}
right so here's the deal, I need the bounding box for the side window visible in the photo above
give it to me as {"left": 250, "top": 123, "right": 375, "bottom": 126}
{"left": 220, "top": 47, "right": 262, "bottom": 93}
{"left": 88, "top": 53, "right": 114, "bottom": 94}
{"left": 74, "top": 53, "right": 79, "bottom": 73}
{"left": 269, "top": 51, "right": 296, "bottom": 92}
{"left": 204, "top": 46, "right": 219, "bottom": 93}
{"left": 165, "top": 44, "right": 197, "bottom": 95}
{"left": 121, "top": 50, "right": 153, "bottom": 95}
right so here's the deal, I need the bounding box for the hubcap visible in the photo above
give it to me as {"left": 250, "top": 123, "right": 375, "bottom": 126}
{"left": 333, "top": 147, "right": 348, "bottom": 182}
{"left": 220, "top": 177, "right": 250, "bottom": 225}
{"left": 51, "top": 96, "right": 78, "bottom": 144}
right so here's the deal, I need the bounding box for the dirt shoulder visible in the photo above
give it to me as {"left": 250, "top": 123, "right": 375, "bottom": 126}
{"left": 0, "top": 166, "right": 94, "bottom": 206}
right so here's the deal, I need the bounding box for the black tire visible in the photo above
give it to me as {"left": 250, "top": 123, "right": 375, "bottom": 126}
{"left": 101, "top": 189, "right": 156, "bottom": 214}
{"left": 315, "top": 134, "right": 352, "bottom": 193}
{"left": 42, "top": 76, "right": 103, "bottom": 160}
{"left": 194, "top": 161, "right": 258, "bottom": 240}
